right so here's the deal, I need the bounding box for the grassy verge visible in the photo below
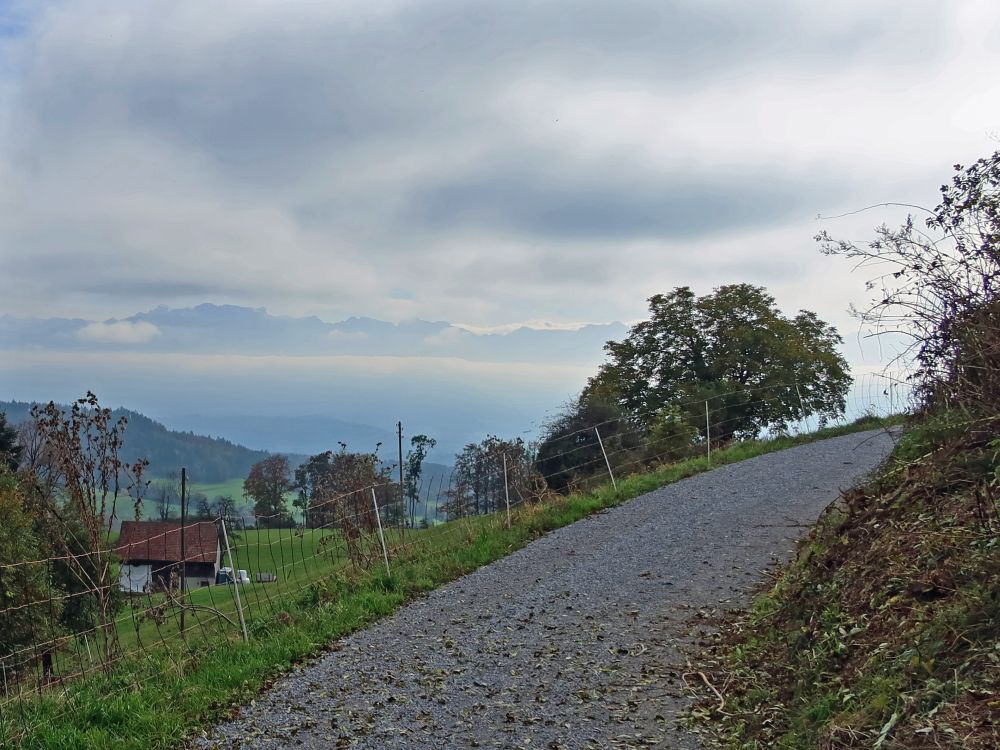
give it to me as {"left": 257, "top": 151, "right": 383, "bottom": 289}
{"left": 687, "top": 413, "right": 999, "bottom": 748}
{"left": 8, "top": 417, "right": 895, "bottom": 750}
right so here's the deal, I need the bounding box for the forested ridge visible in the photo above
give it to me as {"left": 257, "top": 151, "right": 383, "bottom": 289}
{"left": 0, "top": 400, "right": 275, "bottom": 482}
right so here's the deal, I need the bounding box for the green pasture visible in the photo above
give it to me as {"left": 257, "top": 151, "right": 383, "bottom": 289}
{"left": 187, "top": 478, "right": 245, "bottom": 503}
{"left": 61, "top": 523, "right": 457, "bottom": 670}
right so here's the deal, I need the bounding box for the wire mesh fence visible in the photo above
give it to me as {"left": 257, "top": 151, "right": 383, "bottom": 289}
{"left": 0, "top": 372, "right": 910, "bottom": 744}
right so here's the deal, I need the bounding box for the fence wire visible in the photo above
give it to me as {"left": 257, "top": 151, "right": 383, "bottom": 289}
{"left": 0, "top": 372, "right": 910, "bottom": 745}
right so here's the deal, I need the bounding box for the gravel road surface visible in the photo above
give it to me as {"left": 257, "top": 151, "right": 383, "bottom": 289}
{"left": 195, "top": 429, "right": 895, "bottom": 749}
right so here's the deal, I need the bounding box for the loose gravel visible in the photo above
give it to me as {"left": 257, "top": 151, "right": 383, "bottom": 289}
{"left": 195, "top": 429, "right": 896, "bottom": 749}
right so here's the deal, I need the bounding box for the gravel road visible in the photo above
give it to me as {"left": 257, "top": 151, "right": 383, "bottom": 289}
{"left": 195, "top": 429, "right": 895, "bottom": 749}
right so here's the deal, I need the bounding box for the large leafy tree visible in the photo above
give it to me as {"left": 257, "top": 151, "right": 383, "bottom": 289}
{"left": 588, "top": 284, "right": 851, "bottom": 442}
{"left": 244, "top": 455, "right": 292, "bottom": 527}
{"left": 0, "top": 469, "right": 58, "bottom": 670}
{"left": 0, "top": 412, "right": 21, "bottom": 472}
{"left": 294, "top": 447, "right": 391, "bottom": 531}
{"left": 293, "top": 447, "right": 392, "bottom": 567}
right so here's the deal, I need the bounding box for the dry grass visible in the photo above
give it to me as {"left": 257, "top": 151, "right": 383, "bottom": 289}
{"left": 687, "top": 413, "right": 1000, "bottom": 748}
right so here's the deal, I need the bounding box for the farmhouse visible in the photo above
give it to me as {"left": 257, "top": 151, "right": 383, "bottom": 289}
{"left": 115, "top": 520, "right": 221, "bottom": 593}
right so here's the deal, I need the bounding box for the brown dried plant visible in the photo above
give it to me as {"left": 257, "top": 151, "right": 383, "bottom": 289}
{"left": 27, "top": 392, "right": 148, "bottom": 667}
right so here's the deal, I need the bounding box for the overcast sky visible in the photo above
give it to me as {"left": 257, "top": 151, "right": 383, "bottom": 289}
{"left": 1, "top": 1, "right": 998, "bottom": 444}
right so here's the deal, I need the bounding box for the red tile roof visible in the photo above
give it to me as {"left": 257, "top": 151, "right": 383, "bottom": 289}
{"left": 114, "top": 521, "right": 219, "bottom": 564}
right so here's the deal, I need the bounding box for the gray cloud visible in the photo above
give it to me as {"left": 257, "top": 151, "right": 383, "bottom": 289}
{"left": 0, "top": 0, "right": 994, "bottom": 344}
{"left": 77, "top": 280, "right": 226, "bottom": 299}
{"left": 408, "top": 163, "right": 845, "bottom": 240}
{"left": 11, "top": 0, "right": 945, "bottom": 193}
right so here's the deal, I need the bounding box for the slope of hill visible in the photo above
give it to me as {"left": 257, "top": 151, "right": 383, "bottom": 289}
{"left": 1, "top": 400, "right": 274, "bottom": 483}
{"left": 689, "top": 418, "right": 999, "bottom": 748}
{"left": 2, "top": 401, "right": 454, "bottom": 502}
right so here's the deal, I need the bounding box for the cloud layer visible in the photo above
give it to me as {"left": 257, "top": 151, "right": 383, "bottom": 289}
{"left": 1, "top": 0, "right": 997, "bottom": 335}
{"left": 2, "top": 303, "right": 626, "bottom": 363}
{"left": 77, "top": 320, "right": 160, "bottom": 344}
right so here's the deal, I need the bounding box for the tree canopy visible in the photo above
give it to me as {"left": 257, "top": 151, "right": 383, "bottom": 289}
{"left": 244, "top": 454, "right": 293, "bottom": 527}
{"left": 0, "top": 469, "right": 57, "bottom": 664}
{"left": 293, "top": 447, "right": 391, "bottom": 531}
{"left": 444, "top": 436, "right": 541, "bottom": 518}
{"left": 586, "top": 284, "right": 851, "bottom": 442}
{"left": 534, "top": 284, "right": 851, "bottom": 493}
{"left": 534, "top": 396, "right": 635, "bottom": 495}
{"left": 0, "top": 412, "right": 21, "bottom": 472}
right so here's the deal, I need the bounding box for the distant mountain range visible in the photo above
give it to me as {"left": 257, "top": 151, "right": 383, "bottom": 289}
{"left": 0, "top": 303, "right": 626, "bottom": 364}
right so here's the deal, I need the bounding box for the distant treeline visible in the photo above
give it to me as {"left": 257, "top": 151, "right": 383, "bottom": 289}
{"left": 0, "top": 400, "right": 281, "bottom": 483}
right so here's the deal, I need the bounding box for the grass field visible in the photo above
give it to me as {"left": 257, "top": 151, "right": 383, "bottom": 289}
{"left": 110, "top": 528, "right": 346, "bottom": 654}
{"left": 187, "top": 478, "right": 245, "bottom": 503}
{"left": 62, "top": 523, "right": 447, "bottom": 673}
{"left": 3, "top": 417, "right": 900, "bottom": 750}
{"left": 138, "top": 477, "right": 442, "bottom": 526}
{"left": 135, "top": 477, "right": 298, "bottom": 522}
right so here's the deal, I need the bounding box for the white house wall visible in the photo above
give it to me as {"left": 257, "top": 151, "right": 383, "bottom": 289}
{"left": 185, "top": 573, "right": 215, "bottom": 589}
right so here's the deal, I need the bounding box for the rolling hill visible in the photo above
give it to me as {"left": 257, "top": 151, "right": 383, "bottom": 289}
{"left": 1, "top": 400, "right": 279, "bottom": 483}
{"left": 1, "top": 401, "right": 453, "bottom": 505}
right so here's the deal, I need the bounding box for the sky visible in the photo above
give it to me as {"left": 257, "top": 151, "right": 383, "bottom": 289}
{"left": 1, "top": 1, "right": 999, "bottom": 451}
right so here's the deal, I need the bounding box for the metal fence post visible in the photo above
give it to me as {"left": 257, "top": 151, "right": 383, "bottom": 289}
{"left": 794, "top": 382, "right": 810, "bottom": 433}
{"left": 594, "top": 427, "right": 617, "bottom": 491}
{"left": 220, "top": 518, "right": 249, "bottom": 643}
{"left": 705, "top": 400, "right": 711, "bottom": 462}
{"left": 502, "top": 453, "right": 512, "bottom": 527}
{"left": 371, "top": 487, "right": 391, "bottom": 577}
{"left": 180, "top": 467, "right": 186, "bottom": 636}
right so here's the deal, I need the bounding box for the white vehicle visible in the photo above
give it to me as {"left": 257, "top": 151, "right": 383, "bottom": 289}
{"left": 218, "top": 567, "right": 250, "bottom": 584}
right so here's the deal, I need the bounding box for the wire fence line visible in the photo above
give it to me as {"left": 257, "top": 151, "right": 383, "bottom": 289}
{"left": 0, "top": 372, "right": 910, "bottom": 744}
